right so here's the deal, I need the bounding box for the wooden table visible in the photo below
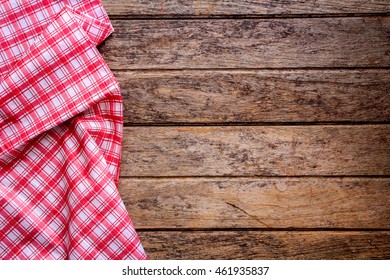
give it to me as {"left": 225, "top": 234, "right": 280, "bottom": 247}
{"left": 100, "top": 0, "right": 390, "bottom": 259}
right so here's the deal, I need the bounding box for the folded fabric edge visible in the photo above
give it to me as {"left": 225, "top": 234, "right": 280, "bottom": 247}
{"left": 71, "top": 5, "right": 114, "bottom": 46}
{"left": 0, "top": 6, "right": 120, "bottom": 161}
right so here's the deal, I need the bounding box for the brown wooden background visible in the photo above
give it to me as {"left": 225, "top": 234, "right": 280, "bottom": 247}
{"left": 100, "top": 0, "right": 390, "bottom": 259}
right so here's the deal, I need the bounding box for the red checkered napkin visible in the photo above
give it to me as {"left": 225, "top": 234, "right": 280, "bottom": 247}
{"left": 0, "top": 0, "right": 147, "bottom": 260}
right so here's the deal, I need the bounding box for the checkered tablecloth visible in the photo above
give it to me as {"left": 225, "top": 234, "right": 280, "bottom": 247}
{"left": 0, "top": 0, "right": 146, "bottom": 260}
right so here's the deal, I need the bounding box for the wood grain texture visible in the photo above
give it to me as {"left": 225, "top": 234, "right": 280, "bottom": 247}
{"left": 100, "top": 18, "right": 390, "bottom": 69}
{"left": 139, "top": 231, "right": 390, "bottom": 259}
{"left": 102, "top": 0, "right": 390, "bottom": 18}
{"left": 103, "top": 1, "right": 390, "bottom": 260}
{"left": 119, "top": 178, "right": 390, "bottom": 229}
{"left": 117, "top": 69, "right": 390, "bottom": 124}
{"left": 120, "top": 125, "right": 390, "bottom": 176}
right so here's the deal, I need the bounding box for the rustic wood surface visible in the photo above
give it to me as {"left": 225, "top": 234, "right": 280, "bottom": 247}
{"left": 103, "top": 0, "right": 390, "bottom": 18}
{"left": 101, "top": 0, "right": 390, "bottom": 259}
{"left": 100, "top": 18, "right": 390, "bottom": 69}
{"left": 119, "top": 178, "right": 390, "bottom": 229}
{"left": 117, "top": 69, "right": 390, "bottom": 124}
{"left": 120, "top": 125, "right": 390, "bottom": 176}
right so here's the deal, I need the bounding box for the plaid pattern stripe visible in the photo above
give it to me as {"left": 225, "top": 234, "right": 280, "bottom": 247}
{"left": 0, "top": 0, "right": 146, "bottom": 260}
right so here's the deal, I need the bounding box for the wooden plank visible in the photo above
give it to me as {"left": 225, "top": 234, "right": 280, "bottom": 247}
{"left": 139, "top": 231, "right": 390, "bottom": 259}
{"left": 102, "top": 0, "right": 390, "bottom": 18}
{"left": 117, "top": 69, "right": 390, "bottom": 124}
{"left": 120, "top": 178, "right": 390, "bottom": 229}
{"left": 100, "top": 18, "right": 390, "bottom": 69}
{"left": 120, "top": 125, "right": 390, "bottom": 176}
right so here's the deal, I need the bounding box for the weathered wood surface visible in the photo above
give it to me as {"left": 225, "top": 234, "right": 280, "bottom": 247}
{"left": 120, "top": 125, "right": 390, "bottom": 176}
{"left": 102, "top": 1, "right": 390, "bottom": 260}
{"left": 117, "top": 69, "right": 390, "bottom": 124}
{"left": 138, "top": 231, "right": 390, "bottom": 259}
{"left": 100, "top": 18, "right": 390, "bottom": 69}
{"left": 119, "top": 178, "right": 390, "bottom": 229}
{"left": 102, "top": 0, "right": 390, "bottom": 18}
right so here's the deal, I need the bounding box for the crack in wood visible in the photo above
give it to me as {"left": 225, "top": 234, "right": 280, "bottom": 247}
{"left": 226, "top": 202, "right": 271, "bottom": 228}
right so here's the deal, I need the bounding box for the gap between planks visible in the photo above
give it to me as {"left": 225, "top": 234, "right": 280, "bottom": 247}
{"left": 137, "top": 228, "right": 390, "bottom": 232}
{"left": 124, "top": 122, "right": 390, "bottom": 127}
{"left": 119, "top": 175, "right": 390, "bottom": 179}
{"left": 110, "top": 67, "right": 390, "bottom": 72}
{"left": 107, "top": 14, "right": 390, "bottom": 20}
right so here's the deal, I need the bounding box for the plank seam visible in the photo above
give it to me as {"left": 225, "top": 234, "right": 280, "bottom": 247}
{"left": 119, "top": 175, "right": 390, "bottom": 179}
{"left": 112, "top": 68, "right": 390, "bottom": 73}
{"left": 124, "top": 122, "right": 390, "bottom": 127}
{"left": 108, "top": 13, "right": 390, "bottom": 20}
{"left": 108, "top": 67, "right": 390, "bottom": 72}
{"left": 137, "top": 228, "right": 390, "bottom": 232}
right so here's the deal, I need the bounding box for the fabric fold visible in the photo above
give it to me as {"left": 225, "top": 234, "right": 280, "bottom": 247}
{"left": 0, "top": 6, "right": 116, "bottom": 158}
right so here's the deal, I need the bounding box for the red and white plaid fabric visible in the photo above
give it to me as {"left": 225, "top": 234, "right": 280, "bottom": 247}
{"left": 0, "top": 0, "right": 147, "bottom": 259}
